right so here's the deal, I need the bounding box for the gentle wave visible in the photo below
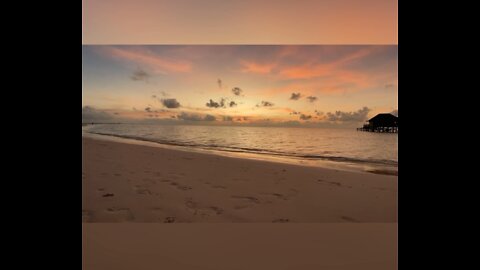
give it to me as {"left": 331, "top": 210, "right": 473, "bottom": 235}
{"left": 88, "top": 131, "right": 398, "bottom": 167}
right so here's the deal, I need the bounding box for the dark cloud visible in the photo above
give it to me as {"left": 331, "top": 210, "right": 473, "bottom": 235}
{"left": 151, "top": 95, "right": 156, "bottom": 99}
{"left": 289, "top": 92, "right": 302, "bottom": 100}
{"left": 232, "top": 87, "right": 243, "bottom": 96}
{"left": 290, "top": 111, "right": 300, "bottom": 115}
{"left": 161, "top": 98, "right": 181, "bottom": 108}
{"left": 206, "top": 98, "right": 226, "bottom": 108}
{"left": 82, "top": 106, "right": 114, "bottom": 122}
{"left": 326, "top": 107, "right": 371, "bottom": 122}
{"left": 299, "top": 114, "right": 312, "bottom": 120}
{"left": 217, "top": 79, "right": 222, "bottom": 89}
{"left": 229, "top": 101, "right": 237, "bottom": 107}
{"left": 390, "top": 109, "right": 398, "bottom": 116}
{"left": 176, "top": 112, "right": 202, "bottom": 121}
{"left": 145, "top": 107, "right": 152, "bottom": 113}
{"left": 314, "top": 110, "right": 324, "bottom": 116}
{"left": 385, "top": 83, "right": 395, "bottom": 88}
{"left": 256, "top": 101, "right": 274, "bottom": 107}
{"left": 177, "top": 112, "right": 216, "bottom": 122}
{"left": 130, "top": 68, "right": 150, "bottom": 81}
{"left": 306, "top": 96, "right": 318, "bottom": 103}
{"left": 223, "top": 116, "right": 233, "bottom": 121}
{"left": 204, "top": 114, "right": 216, "bottom": 121}
{"left": 132, "top": 107, "right": 138, "bottom": 111}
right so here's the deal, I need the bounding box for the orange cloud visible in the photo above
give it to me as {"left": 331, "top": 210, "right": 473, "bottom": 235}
{"left": 100, "top": 47, "right": 192, "bottom": 74}
{"left": 277, "top": 47, "right": 376, "bottom": 80}
{"left": 240, "top": 60, "right": 276, "bottom": 74}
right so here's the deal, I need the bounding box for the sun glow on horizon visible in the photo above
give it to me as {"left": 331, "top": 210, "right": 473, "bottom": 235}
{"left": 83, "top": 45, "right": 397, "bottom": 127}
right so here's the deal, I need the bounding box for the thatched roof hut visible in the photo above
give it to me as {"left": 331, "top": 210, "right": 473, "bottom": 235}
{"left": 368, "top": 113, "right": 398, "bottom": 128}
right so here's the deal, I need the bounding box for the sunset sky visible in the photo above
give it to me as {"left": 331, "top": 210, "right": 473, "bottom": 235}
{"left": 82, "top": 45, "right": 397, "bottom": 127}
{"left": 83, "top": 0, "right": 397, "bottom": 44}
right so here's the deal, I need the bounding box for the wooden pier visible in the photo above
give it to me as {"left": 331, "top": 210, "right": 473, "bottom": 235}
{"left": 357, "top": 126, "right": 398, "bottom": 133}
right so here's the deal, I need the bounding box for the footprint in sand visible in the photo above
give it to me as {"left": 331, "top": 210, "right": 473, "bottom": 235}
{"left": 142, "top": 178, "right": 157, "bottom": 184}
{"left": 317, "top": 179, "right": 352, "bottom": 188}
{"left": 185, "top": 199, "right": 223, "bottom": 217}
{"left": 231, "top": 195, "right": 261, "bottom": 209}
{"left": 105, "top": 207, "right": 134, "bottom": 221}
{"left": 168, "top": 173, "right": 185, "bottom": 179}
{"left": 150, "top": 208, "right": 169, "bottom": 221}
{"left": 261, "top": 192, "right": 288, "bottom": 201}
{"left": 272, "top": 218, "right": 289, "bottom": 223}
{"left": 203, "top": 182, "right": 226, "bottom": 190}
{"left": 190, "top": 206, "right": 223, "bottom": 217}
{"left": 134, "top": 185, "right": 152, "bottom": 195}
{"left": 164, "top": 217, "right": 176, "bottom": 223}
{"left": 169, "top": 181, "right": 192, "bottom": 191}
{"left": 177, "top": 185, "right": 192, "bottom": 191}
{"left": 231, "top": 195, "right": 260, "bottom": 204}
{"left": 340, "top": 216, "right": 359, "bottom": 222}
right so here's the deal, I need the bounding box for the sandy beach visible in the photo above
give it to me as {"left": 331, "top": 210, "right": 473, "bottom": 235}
{"left": 82, "top": 136, "right": 397, "bottom": 223}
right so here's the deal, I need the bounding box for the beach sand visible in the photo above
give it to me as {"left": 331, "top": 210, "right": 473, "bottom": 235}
{"left": 82, "top": 136, "right": 397, "bottom": 223}
{"left": 83, "top": 223, "right": 397, "bottom": 270}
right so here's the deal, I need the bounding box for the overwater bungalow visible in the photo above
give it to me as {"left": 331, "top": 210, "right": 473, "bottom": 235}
{"left": 357, "top": 113, "right": 398, "bottom": 133}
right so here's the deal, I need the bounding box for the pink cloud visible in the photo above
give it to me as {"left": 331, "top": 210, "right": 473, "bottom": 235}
{"left": 99, "top": 47, "right": 192, "bottom": 74}
{"left": 240, "top": 60, "right": 276, "bottom": 74}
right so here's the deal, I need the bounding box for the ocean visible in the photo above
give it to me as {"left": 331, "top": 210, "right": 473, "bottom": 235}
{"left": 83, "top": 124, "right": 398, "bottom": 175}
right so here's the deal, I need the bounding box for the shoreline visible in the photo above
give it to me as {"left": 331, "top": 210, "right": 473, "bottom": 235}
{"left": 82, "top": 136, "right": 397, "bottom": 223}
{"left": 83, "top": 131, "right": 398, "bottom": 176}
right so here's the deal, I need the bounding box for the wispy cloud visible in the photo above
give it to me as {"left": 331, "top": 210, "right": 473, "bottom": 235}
{"left": 131, "top": 68, "right": 150, "bottom": 81}
{"left": 100, "top": 46, "right": 192, "bottom": 74}
{"left": 240, "top": 60, "right": 275, "bottom": 74}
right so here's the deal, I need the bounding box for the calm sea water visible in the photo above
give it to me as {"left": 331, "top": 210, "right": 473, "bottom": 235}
{"left": 84, "top": 124, "right": 398, "bottom": 174}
